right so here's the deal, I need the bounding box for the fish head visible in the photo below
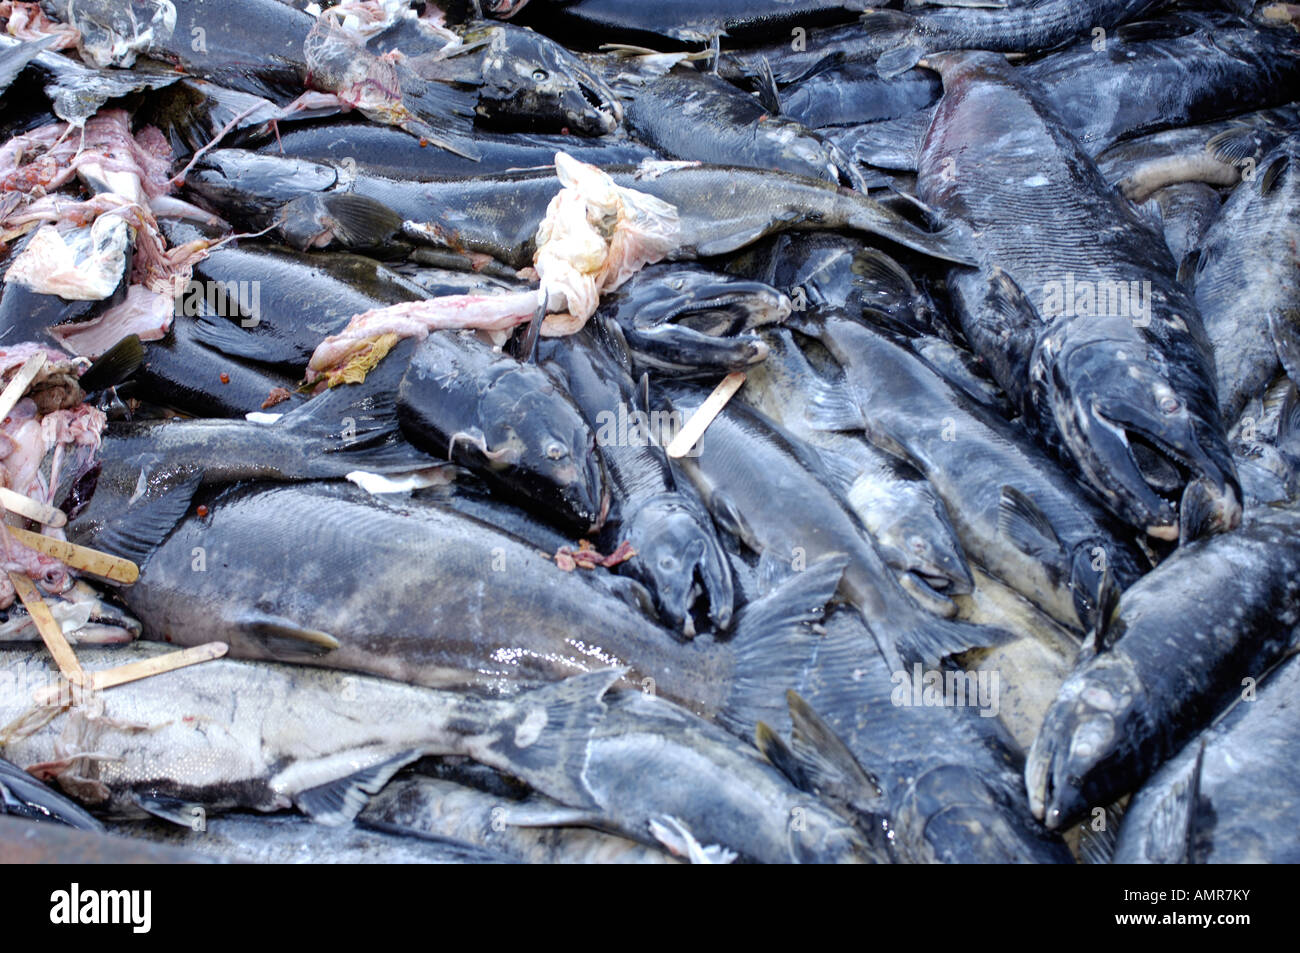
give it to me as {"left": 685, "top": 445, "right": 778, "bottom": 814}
{"left": 872, "top": 502, "right": 974, "bottom": 616}
{"left": 1036, "top": 320, "right": 1240, "bottom": 540}
{"left": 184, "top": 150, "right": 338, "bottom": 227}
{"left": 620, "top": 495, "right": 735, "bottom": 636}
{"left": 1024, "top": 652, "right": 1143, "bottom": 830}
{"left": 478, "top": 366, "right": 610, "bottom": 533}
{"left": 478, "top": 27, "right": 622, "bottom": 136}
{"left": 613, "top": 266, "right": 791, "bottom": 335}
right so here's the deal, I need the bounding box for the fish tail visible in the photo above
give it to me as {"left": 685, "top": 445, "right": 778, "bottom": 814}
{"left": 717, "top": 555, "right": 847, "bottom": 737}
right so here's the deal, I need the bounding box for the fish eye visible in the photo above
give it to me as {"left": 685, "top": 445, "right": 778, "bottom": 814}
{"left": 670, "top": 278, "right": 684, "bottom": 290}
{"left": 1159, "top": 396, "right": 1181, "bottom": 415}
{"left": 532, "top": 69, "right": 549, "bottom": 82}
{"left": 544, "top": 441, "right": 567, "bottom": 460}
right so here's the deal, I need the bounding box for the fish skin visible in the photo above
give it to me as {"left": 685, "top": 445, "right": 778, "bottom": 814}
{"left": 808, "top": 314, "right": 1148, "bottom": 632}
{"left": 537, "top": 322, "right": 734, "bottom": 633}
{"left": 360, "top": 776, "right": 680, "bottom": 864}
{"left": 778, "top": 62, "right": 942, "bottom": 129}
{"left": 1026, "top": 504, "right": 1300, "bottom": 831}
{"left": 0, "top": 755, "right": 103, "bottom": 831}
{"left": 667, "top": 382, "right": 1005, "bottom": 667}
{"left": 918, "top": 51, "right": 1240, "bottom": 540}
{"left": 1187, "top": 135, "right": 1300, "bottom": 424}
{"left": 108, "top": 813, "right": 518, "bottom": 864}
{"left": 397, "top": 330, "right": 611, "bottom": 534}
{"left": 0, "top": 814, "right": 213, "bottom": 863}
{"left": 183, "top": 150, "right": 979, "bottom": 267}
{"left": 1113, "top": 652, "right": 1300, "bottom": 864}
{"left": 740, "top": 327, "right": 974, "bottom": 616}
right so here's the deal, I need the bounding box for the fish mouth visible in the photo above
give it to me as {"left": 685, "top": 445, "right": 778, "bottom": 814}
{"left": 574, "top": 80, "right": 622, "bottom": 132}
{"left": 899, "top": 571, "right": 957, "bottom": 618}
{"left": 664, "top": 289, "right": 792, "bottom": 334}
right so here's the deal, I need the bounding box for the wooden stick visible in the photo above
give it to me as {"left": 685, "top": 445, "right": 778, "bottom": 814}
{"left": 666, "top": 372, "right": 745, "bottom": 459}
{"left": 0, "top": 353, "right": 46, "bottom": 423}
{"left": 9, "top": 571, "right": 84, "bottom": 686}
{"left": 0, "top": 488, "right": 66, "bottom": 527}
{"left": 6, "top": 527, "right": 139, "bottom": 584}
{"left": 89, "top": 642, "right": 228, "bottom": 691}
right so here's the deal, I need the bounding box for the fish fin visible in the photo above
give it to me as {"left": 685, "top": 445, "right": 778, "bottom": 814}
{"left": 755, "top": 546, "right": 796, "bottom": 596}
{"left": 997, "top": 485, "right": 1064, "bottom": 559}
{"left": 131, "top": 793, "right": 208, "bottom": 829}
{"left": 705, "top": 489, "right": 755, "bottom": 544}
{"left": 298, "top": 192, "right": 403, "bottom": 248}
{"left": 1275, "top": 381, "right": 1300, "bottom": 463}
{"left": 234, "top": 612, "right": 340, "bottom": 655}
{"left": 1178, "top": 479, "right": 1216, "bottom": 546}
{"left": 647, "top": 815, "right": 738, "bottom": 864}
{"left": 854, "top": 247, "right": 916, "bottom": 298}
{"left": 1139, "top": 742, "right": 1205, "bottom": 864}
{"left": 1268, "top": 309, "right": 1300, "bottom": 389}
{"left": 808, "top": 446, "right": 863, "bottom": 497}
{"left": 1175, "top": 247, "right": 1201, "bottom": 290}
{"left": 189, "top": 310, "right": 285, "bottom": 364}
{"left": 753, "top": 56, "right": 781, "bottom": 116}
{"left": 801, "top": 375, "right": 866, "bottom": 433}
{"left": 479, "top": 669, "right": 623, "bottom": 812}
{"left": 77, "top": 334, "right": 144, "bottom": 393}
{"left": 754, "top": 721, "right": 809, "bottom": 789}
{"left": 296, "top": 750, "right": 422, "bottom": 826}
{"left": 886, "top": 607, "right": 1010, "bottom": 669}
{"left": 983, "top": 266, "right": 1040, "bottom": 334}
{"left": 1257, "top": 150, "right": 1291, "bottom": 196}
{"left": 498, "top": 803, "right": 607, "bottom": 829}
{"left": 1205, "top": 127, "right": 1260, "bottom": 166}
{"left": 785, "top": 690, "right": 886, "bottom": 813}
{"left": 875, "top": 45, "right": 926, "bottom": 80}
{"left": 280, "top": 338, "right": 432, "bottom": 473}
{"left": 1083, "top": 569, "right": 1121, "bottom": 655}
{"left": 90, "top": 471, "right": 204, "bottom": 571}
{"left": 717, "top": 555, "right": 846, "bottom": 736}
{"left": 1076, "top": 803, "right": 1124, "bottom": 865}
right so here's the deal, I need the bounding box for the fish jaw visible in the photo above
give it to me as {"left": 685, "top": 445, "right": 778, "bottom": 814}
{"left": 1039, "top": 328, "right": 1239, "bottom": 539}
{"left": 1025, "top": 654, "right": 1144, "bottom": 830}
{"left": 621, "top": 495, "right": 735, "bottom": 634}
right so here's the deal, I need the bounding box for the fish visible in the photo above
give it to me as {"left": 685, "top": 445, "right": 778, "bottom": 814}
{"left": 0, "top": 643, "right": 611, "bottom": 823}
{"left": 918, "top": 51, "right": 1240, "bottom": 541}
{"left": 1184, "top": 135, "right": 1300, "bottom": 424}
{"left": 107, "top": 813, "right": 517, "bottom": 864}
{"left": 613, "top": 64, "right": 869, "bottom": 189}
{"left": 0, "top": 814, "right": 212, "bottom": 862}
{"left": 359, "top": 775, "right": 680, "bottom": 864}
{"left": 739, "top": 326, "right": 974, "bottom": 616}
{"left": 861, "top": 0, "right": 1165, "bottom": 77}
{"left": 800, "top": 312, "right": 1149, "bottom": 631}
{"left": 1113, "top": 652, "right": 1300, "bottom": 864}
{"left": 0, "top": 755, "right": 103, "bottom": 830}
{"left": 667, "top": 382, "right": 1006, "bottom": 666}
{"left": 1026, "top": 503, "right": 1300, "bottom": 830}
{"left": 537, "top": 322, "right": 734, "bottom": 633}
{"left": 0, "top": 580, "right": 140, "bottom": 646}
{"left": 183, "top": 150, "right": 979, "bottom": 267}
{"left": 776, "top": 61, "right": 942, "bottom": 129}
{"left": 397, "top": 330, "right": 610, "bottom": 533}
{"left": 597, "top": 264, "right": 788, "bottom": 376}
{"left": 79, "top": 479, "right": 846, "bottom": 734}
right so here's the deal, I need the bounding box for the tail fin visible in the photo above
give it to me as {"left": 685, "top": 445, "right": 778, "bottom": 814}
{"left": 888, "top": 603, "right": 1010, "bottom": 668}
{"left": 477, "top": 669, "right": 624, "bottom": 812}
{"left": 860, "top": 9, "right": 924, "bottom": 78}
{"left": 717, "top": 555, "right": 846, "bottom": 736}
{"left": 279, "top": 338, "right": 434, "bottom": 474}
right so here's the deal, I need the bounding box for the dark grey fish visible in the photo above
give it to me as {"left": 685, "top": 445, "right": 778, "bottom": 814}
{"left": 0, "top": 756, "right": 102, "bottom": 831}
{"left": 397, "top": 331, "right": 610, "bottom": 533}
{"left": 183, "top": 150, "right": 979, "bottom": 267}
{"left": 1026, "top": 503, "right": 1300, "bottom": 830}
{"left": 801, "top": 313, "right": 1149, "bottom": 632}
{"left": 777, "top": 61, "right": 941, "bottom": 129}
{"left": 1185, "top": 136, "right": 1300, "bottom": 423}
{"left": 0, "top": 815, "right": 212, "bottom": 863}
{"left": 1139, "top": 182, "right": 1220, "bottom": 268}
{"left": 1113, "top": 652, "right": 1300, "bottom": 864}
{"left": 919, "top": 51, "right": 1239, "bottom": 541}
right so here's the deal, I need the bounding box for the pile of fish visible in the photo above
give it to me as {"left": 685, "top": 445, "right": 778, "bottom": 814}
{"left": 0, "top": 0, "right": 1298, "bottom": 865}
